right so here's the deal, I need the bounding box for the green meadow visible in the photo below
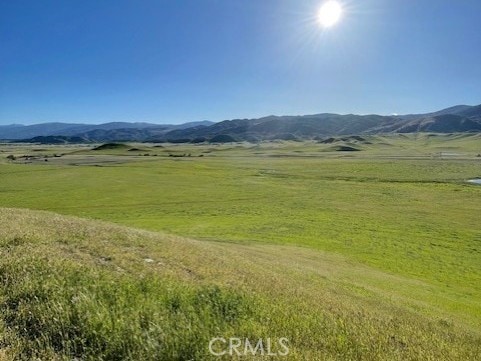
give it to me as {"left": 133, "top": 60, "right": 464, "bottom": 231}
{"left": 0, "top": 134, "right": 480, "bottom": 359}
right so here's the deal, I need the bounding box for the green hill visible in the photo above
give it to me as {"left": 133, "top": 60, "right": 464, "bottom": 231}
{"left": 92, "top": 143, "right": 130, "bottom": 151}
{"left": 0, "top": 208, "right": 479, "bottom": 360}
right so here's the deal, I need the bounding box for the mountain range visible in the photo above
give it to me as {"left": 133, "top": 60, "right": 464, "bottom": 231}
{"left": 1, "top": 104, "right": 480, "bottom": 143}
{"left": 0, "top": 121, "right": 213, "bottom": 142}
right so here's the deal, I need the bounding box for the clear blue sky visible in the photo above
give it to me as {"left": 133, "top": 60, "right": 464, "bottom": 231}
{"left": 1, "top": 0, "right": 480, "bottom": 125}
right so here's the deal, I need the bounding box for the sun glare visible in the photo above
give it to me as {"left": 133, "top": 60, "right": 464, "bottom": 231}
{"left": 318, "top": 1, "right": 342, "bottom": 28}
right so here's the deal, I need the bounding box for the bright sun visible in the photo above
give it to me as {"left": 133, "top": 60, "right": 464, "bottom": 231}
{"left": 318, "top": 1, "right": 342, "bottom": 28}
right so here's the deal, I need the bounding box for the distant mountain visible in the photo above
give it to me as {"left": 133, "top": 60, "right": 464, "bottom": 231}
{"left": 159, "top": 114, "right": 395, "bottom": 142}
{"left": 388, "top": 114, "right": 481, "bottom": 133}
{"left": 2, "top": 105, "right": 480, "bottom": 143}
{"left": 158, "top": 104, "right": 481, "bottom": 142}
{"left": 0, "top": 120, "right": 214, "bottom": 140}
{"left": 0, "top": 122, "right": 87, "bottom": 139}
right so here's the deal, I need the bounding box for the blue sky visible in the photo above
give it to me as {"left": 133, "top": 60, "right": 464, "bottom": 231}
{"left": 1, "top": 0, "right": 480, "bottom": 125}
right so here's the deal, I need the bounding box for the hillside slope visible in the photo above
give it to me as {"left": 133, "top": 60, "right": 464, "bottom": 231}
{"left": 0, "top": 208, "right": 479, "bottom": 360}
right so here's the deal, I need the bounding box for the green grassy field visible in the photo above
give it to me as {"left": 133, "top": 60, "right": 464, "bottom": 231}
{"left": 0, "top": 134, "right": 480, "bottom": 359}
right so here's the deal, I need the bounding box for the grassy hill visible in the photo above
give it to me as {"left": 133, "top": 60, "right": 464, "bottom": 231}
{"left": 0, "top": 208, "right": 480, "bottom": 360}
{"left": 0, "top": 135, "right": 480, "bottom": 359}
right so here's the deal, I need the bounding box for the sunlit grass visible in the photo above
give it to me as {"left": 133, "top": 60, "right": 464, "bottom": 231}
{"left": 0, "top": 208, "right": 480, "bottom": 359}
{"left": 0, "top": 135, "right": 480, "bottom": 358}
